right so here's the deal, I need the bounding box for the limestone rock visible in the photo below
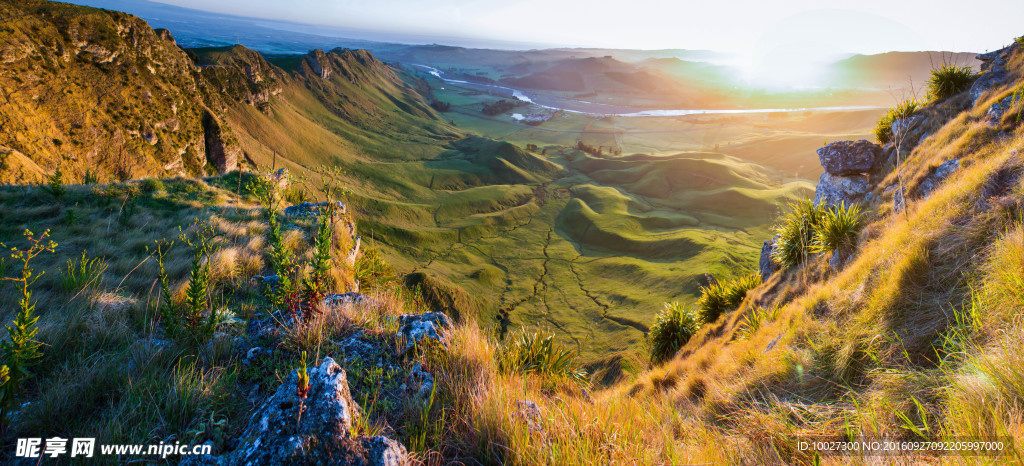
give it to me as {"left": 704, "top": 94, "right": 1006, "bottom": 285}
{"left": 816, "top": 140, "right": 883, "bottom": 176}
{"left": 324, "top": 292, "right": 366, "bottom": 307}
{"left": 813, "top": 172, "right": 871, "bottom": 208}
{"left": 971, "top": 43, "right": 1016, "bottom": 104}
{"left": 398, "top": 312, "right": 452, "bottom": 353}
{"left": 302, "top": 49, "right": 332, "bottom": 80}
{"left": 987, "top": 95, "right": 1016, "bottom": 125}
{"left": 758, "top": 237, "right": 779, "bottom": 281}
{"left": 890, "top": 114, "right": 925, "bottom": 143}
{"left": 201, "top": 110, "right": 239, "bottom": 174}
{"left": 227, "top": 357, "right": 410, "bottom": 465}
{"left": 918, "top": 158, "right": 961, "bottom": 198}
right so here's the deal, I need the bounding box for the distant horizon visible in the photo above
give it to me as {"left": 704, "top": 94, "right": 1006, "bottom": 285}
{"left": 63, "top": 0, "right": 1022, "bottom": 56}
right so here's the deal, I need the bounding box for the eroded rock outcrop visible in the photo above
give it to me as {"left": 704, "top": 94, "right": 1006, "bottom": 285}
{"left": 227, "top": 357, "right": 410, "bottom": 466}
{"left": 814, "top": 172, "right": 872, "bottom": 208}
{"left": 398, "top": 312, "right": 453, "bottom": 353}
{"left": 971, "top": 47, "right": 1012, "bottom": 104}
{"left": 813, "top": 140, "right": 883, "bottom": 207}
{"left": 758, "top": 237, "right": 779, "bottom": 282}
{"left": 201, "top": 110, "right": 239, "bottom": 174}
{"left": 817, "top": 140, "right": 884, "bottom": 176}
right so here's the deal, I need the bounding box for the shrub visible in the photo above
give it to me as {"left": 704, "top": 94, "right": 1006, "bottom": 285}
{"left": 0, "top": 230, "right": 56, "bottom": 427}
{"left": 174, "top": 223, "right": 221, "bottom": 343}
{"left": 141, "top": 178, "right": 165, "bottom": 193}
{"left": 355, "top": 247, "right": 395, "bottom": 291}
{"left": 82, "top": 169, "right": 99, "bottom": 185}
{"left": 926, "top": 63, "right": 977, "bottom": 101}
{"left": 301, "top": 204, "right": 336, "bottom": 321}
{"left": 648, "top": 302, "right": 702, "bottom": 363}
{"left": 811, "top": 202, "right": 864, "bottom": 255}
{"left": 497, "top": 329, "right": 587, "bottom": 385}
{"left": 697, "top": 274, "right": 761, "bottom": 324}
{"left": 58, "top": 250, "right": 108, "bottom": 292}
{"left": 874, "top": 99, "right": 920, "bottom": 144}
{"left": 771, "top": 199, "right": 827, "bottom": 268}
{"left": 41, "top": 165, "right": 67, "bottom": 200}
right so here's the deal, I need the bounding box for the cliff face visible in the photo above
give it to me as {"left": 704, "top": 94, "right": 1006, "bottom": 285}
{"left": 0, "top": 1, "right": 221, "bottom": 181}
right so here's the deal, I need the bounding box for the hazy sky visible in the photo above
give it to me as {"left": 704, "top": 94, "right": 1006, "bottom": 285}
{"left": 149, "top": 0, "right": 1022, "bottom": 54}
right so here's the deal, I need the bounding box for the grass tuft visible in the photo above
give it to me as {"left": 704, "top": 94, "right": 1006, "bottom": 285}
{"left": 811, "top": 202, "right": 864, "bottom": 255}
{"left": 926, "top": 63, "right": 977, "bottom": 101}
{"left": 648, "top": 302, "right": 701, "bottom": 363}
{"left": 697, "top": 273, "right": 760, "bottom": 324}
{"left": 497, "top": 329, "right": 588, "bottom": 385}
{"left": 58, "top": 250, "right": 108, "bottom": 293}
{"left": 771, "top": 199, "right": 827, "bottom": 268}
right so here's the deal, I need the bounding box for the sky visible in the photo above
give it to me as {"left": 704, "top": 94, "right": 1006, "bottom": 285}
{"left": 147, "top": 0, "right": 1023, "bottom": 54}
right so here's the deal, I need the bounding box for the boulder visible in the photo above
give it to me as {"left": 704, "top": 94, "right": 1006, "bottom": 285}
{"left": 401, "top": 363, "right": 435, "bottom": 402}
{"left": 813, "top": 172, "right": 871, "bottom": 208}
{"left": 227, "top": 357, "right": 410, "bottom": 466}
{"left": 971, "top": 44, "right": 1016, "bottom": 105}
{"left": 324, "top": 292, "right": 366, "bottom": 306}
{"left": 758, "top": 237, "right": 779, "bottom": 281}
{"left": 816, "top": 140, "right": 883, "bottom": 176}
{"left": 987, "top": 95, "right": 1016, "bottom": 125}
{"left": 398, "top": 312, "right": 452, "bottom": 353}
{"left": 890, "top": 114, "right": 925, "bottom": 143}
{"left": 918, "top": 158, "right": 961, "bottom": 198}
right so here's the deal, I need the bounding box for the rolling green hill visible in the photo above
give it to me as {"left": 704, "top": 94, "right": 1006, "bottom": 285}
{"left": 0, "top": 0, "right": 819, "bottom": 367}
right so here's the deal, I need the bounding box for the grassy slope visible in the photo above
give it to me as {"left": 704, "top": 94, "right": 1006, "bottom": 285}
{"left": 450, "top": 41, "right": 1024, "bottom": 464}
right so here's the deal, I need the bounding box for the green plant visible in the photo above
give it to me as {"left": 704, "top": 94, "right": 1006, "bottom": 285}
{"left": 153, "top": 238, "right": 178, "bottom": 336}
{"left": 738, "top": 306, "right": 779, "bottom": 340}
{"left": 697, "top": 273, "right": 760, "bottom": 324}
{"left": 874, "top": 99, "right": 921, "bottom": 144}
{"left": 41, "top": 165, "right": 67, "bottom": 200}
{"left": 0, "top": 230, "right": 56, "bottom": 427}
{"left": 926, "top": 63, "right": 977, "bottom": 101}
{"left": 177, "top": 223, "right": 220, "bottom": 342}
{"left": 58, "top": 250, "right": 108, "bottom": 292}
{"left": 62, "top": 207, "right": 78, "bottom": 226}
{"left": 248, "top": 171, "right": 298, "bottom": 312}
{"left": 355, "top": 246, "right": 395, "bottom": 291}
{"left": 82, "top": 169, "right": 99, "bottom": 185}
{"left": 811, "top": 202, "right": 864, "bottom": 255}
{"left": 141, "top": 178, "right": 165, "bottom": 193}
{"left": 648, "top": 302, "right": 702, "bottom": 363}
{"left": 301, "top": 203, "right": 335, "bottom": 321}
{"left": 497, "top": 329, "right": 588, "bottom": 385}
{"left": 296, "top": 352, "right": 310, "bottom": 399}
{"left": 772, "top": 199, "right": 827, "bottom": 268}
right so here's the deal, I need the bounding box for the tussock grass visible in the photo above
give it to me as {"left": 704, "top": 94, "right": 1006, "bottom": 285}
{"left": 926, "top": 63, "right": 977, "bottom": 101}
{"left": 697, "top": 273, "right": 760, "bottom": 324}
{"left": 58, "top": 250, "right": 108, "bottom": 293}
{"left": 648, "top": 302, "right": 701, "bottom": 363}
{"left": 771, "top": 199, "right": 826, "bottom": 268}
{"left": 811, "top": 202, "right": 864, "bottom": 255}
{"left": 496, "top": 329, "right": 588, "bottom": 384}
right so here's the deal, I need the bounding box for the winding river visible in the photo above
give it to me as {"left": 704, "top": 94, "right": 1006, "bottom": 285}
{"left": 413, "top": 64, "right": 879, "bottom": 117}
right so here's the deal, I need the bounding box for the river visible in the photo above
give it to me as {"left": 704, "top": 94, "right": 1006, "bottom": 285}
{"left": 412, "top": 64, "right": 879, "bottom": 117}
